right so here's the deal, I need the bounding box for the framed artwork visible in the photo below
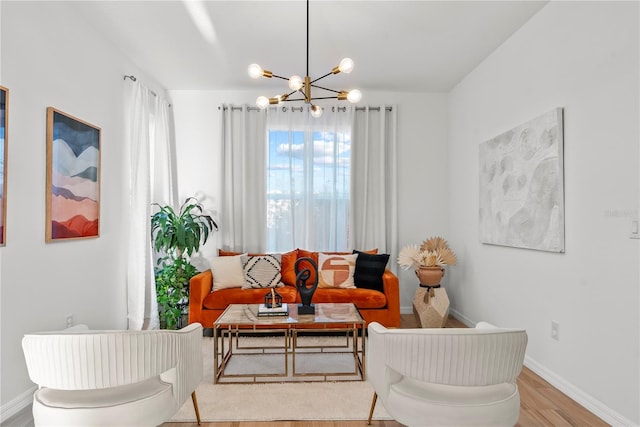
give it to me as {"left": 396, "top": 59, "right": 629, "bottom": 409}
{"left": 0, "top": 86, "right": 7, "bottom": 246}
{"left": 479, "top": 108, "right": 564, "bottom": 253}
{"left": 46, "top": 108, "right": 101, "bottom": 242}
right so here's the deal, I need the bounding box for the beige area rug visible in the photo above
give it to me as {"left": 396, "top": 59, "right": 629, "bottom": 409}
{"left": 170, "top": 336, "right": 392, "bottom": 422}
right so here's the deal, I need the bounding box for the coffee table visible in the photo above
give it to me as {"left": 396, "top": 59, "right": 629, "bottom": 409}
{"left": 213, "top": 303, "right": 366, "bottom": 383}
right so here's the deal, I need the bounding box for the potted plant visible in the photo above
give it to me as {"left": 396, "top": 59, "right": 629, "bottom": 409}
{"left": 151, "top": 197, "right": 217, "bottom": 329}
{"left": 397, "top": 236, "right": 457, "bottom": 286}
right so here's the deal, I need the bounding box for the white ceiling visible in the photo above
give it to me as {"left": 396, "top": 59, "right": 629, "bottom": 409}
{"left": 71, "top": 0, "right": 548, "bottom": 92}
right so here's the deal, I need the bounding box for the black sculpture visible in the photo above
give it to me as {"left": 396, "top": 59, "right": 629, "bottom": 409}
{"left": 295, "top": 257, "right": 318, "bottom": 314}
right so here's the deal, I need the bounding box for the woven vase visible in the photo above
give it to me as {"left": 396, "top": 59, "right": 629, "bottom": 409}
{"left": 415, "top": 266, "right": 445, "bottom": 286}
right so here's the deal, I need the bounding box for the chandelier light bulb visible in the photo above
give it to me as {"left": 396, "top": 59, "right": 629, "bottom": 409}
{"left": 338, "top": 58, "right": 355, "bottom": 74}
{"left": 347, "top": 89, "right": 362, "bottom": 103}
{"left": 310, "top": 105, "right": 323, "bottom": 118}
{"left": 248, "top": 63, "right": 263, "bottom": 79}
{"left": 288, "top": 75, "right": 304, "bottom": 91}
{"left": 256, "top": 96, "right": 269, "bottom": 109}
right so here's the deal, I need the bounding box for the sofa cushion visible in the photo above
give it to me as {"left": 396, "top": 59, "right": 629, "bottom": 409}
{"left": 353, "top": 251, "right": 390, "bottom": 292}
{"left": 317, "top": 253, "right": 358, "bottom": 289}
{"left": 302, "top": 288, "right": 387, "bottom": 309}
{"left": 202, "top": 286, "right": 387, "bottom": 310}
{"left": 210, "top": 255, "right": 245, "bottom": 291}
{"left": 203, "top": 286, "right": 299, "bottom": 310}
{"left": 241, "top": 254, "right": 284, "bottom": 289}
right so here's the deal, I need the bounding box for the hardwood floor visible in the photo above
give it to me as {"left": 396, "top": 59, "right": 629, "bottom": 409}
{"left": 162, "top": 314, "right": 609, "bottom": 427}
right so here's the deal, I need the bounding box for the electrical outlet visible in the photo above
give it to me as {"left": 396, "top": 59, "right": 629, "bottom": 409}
{"left": 65, "top": 314, "right": 74, "bottom": 328}
{"left": 551, "top": 321, "right": 559, "bottom": 341}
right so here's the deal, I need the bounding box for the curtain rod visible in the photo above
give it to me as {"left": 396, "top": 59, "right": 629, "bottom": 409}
{"left": 218, "top": 105, "right": 392, "bottom": 112}
{"left": 124, "top": 74, "right": 164, "bottom": 101}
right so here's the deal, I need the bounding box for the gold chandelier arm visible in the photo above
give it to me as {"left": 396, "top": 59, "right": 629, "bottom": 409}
{"left": 270, "top": 74, "right": 290, "bottom": 81}
{"left": 309, "top": 83, "right": 341, "bottom": 94}
{"left": 310, "top": 71, "right": 334, "bottom": 85}
{"left": 308, "top": 96, "right": 340, "bottom": 101}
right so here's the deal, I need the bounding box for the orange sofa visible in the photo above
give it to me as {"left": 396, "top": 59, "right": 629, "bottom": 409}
{"left": 188, "top": 249, "right": 400, "bottom": 328}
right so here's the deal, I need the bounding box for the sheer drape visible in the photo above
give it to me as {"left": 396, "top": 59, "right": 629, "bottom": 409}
{"left": 125, "top": 80, "right": 177, "bottom": 330}
{"left": 266, "top": 105, "right": 353, "bottom": 252}
{"left": 219, "top": 105, "right": 267, "bottom": 253}
{"left": 350, "top": 106, "right": 398, "bottom": 270}
{"left": 218, "top": 104, "right": 397, "bottom": 260}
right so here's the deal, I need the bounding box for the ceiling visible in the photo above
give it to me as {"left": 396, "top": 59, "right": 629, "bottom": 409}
{"left": 71, "top": 1, "right": 548, "bottom": 93}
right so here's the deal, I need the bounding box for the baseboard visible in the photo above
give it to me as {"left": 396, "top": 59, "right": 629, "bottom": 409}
{"left": 448, "top": 307, "right": 475, "bottom": 327}
{"left": 0, "top": 386, "right": 35, "bottom": 423}
{"left": 400, "top": 305, "right": 412, "bottom": 314}
{"left": 448, "top": 307, "right": 637, "bottom": 427}
{"left": 524, "top": 356, "right": 637, "bottom": 427}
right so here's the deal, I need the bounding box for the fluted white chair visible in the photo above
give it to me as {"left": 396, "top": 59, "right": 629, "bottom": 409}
{"left": 22, "top": 323, "right": 203, "bottom": 427}
{"left": 367, "top": 321, "right": 528, "bottom": 427}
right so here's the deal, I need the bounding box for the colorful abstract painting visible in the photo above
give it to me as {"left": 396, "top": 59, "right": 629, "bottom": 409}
{"left": 46, "top": 108, "right": 100, "bottom": 241}
{"left": 0, "top": 87, "right": 7, "bottom": 246}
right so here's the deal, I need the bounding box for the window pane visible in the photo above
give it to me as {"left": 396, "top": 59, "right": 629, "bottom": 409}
{"left": 266, "top": 127, "right": 351, "bottom": 252}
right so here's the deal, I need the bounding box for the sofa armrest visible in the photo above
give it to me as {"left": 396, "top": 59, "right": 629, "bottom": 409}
{"left": 381, "top": 269, "right": 401, "bottom": 326}
{"left": 189, "top": 270, "right": 213, "bottom": 324}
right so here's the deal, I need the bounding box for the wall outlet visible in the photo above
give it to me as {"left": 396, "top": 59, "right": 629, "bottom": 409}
{"left": 65, "top": 314, "right": 74, "bottom": 328}
{"left": 551, "top": 321, "right": 560, "bottom": 341}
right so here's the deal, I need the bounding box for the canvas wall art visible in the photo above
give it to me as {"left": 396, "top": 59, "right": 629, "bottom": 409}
{"left": 479, "top": 108, "right": 564, "bottom": 252}
{"left": 46, "top": 108, "right": 101, "bottom": 241}
{"left": 0, "top": 86, "right": 7, "bottom": 246}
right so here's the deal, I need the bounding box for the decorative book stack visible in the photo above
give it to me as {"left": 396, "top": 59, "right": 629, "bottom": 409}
{"left": 258, "top": 303, "right": 288, "bottom": 316}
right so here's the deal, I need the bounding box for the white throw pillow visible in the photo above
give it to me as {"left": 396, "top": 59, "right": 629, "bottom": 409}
{"left": 210, "top": 255, "right": 245, "bottom": 291}
{"left": 317, "top": 253, "right": 358, "bottom": 289}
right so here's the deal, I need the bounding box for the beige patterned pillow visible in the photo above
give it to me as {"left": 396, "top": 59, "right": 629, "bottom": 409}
{"left": 317, "top": 253, "right": 358, "bottom": 289}
{"left": 241, "top": 254, "right": 284, "bottom": 289}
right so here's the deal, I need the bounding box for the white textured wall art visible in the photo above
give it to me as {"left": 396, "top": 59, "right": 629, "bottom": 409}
{"left": 479, "top": 108, "right": 564, "bottom": 252}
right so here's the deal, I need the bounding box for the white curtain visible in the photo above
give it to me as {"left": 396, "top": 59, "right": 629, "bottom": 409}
{"left": 217, "top": 104, "right": 397, "bottom": 260}
{"left": 125, "top": 80, "right": 177, "bottom": 330}
{"left": 266, "top": 105, "right": 353, "bottom": 252}
{"left": 350, "top": 106, "right": 398, "bottom": 269}
{"left": 219, "top": 105, "right": 267, "bottom": 253}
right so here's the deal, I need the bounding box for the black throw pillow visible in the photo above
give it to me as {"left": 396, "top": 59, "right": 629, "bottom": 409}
{"left": 352, "top": 250, "right": 390, "bottom": 292}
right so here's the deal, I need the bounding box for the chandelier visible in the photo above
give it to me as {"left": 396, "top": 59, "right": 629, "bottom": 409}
{"left": 248, "top": 0, "right": 361, "bottom": 118}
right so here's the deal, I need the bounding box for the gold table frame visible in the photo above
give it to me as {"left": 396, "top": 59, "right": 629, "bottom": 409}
{"left": 213, "top": 303, "right": 366, "bottom": 383}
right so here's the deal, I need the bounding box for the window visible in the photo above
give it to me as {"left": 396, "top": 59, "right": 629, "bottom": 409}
{"left": 266, "top": 116, "right": 351, "bottom": 252}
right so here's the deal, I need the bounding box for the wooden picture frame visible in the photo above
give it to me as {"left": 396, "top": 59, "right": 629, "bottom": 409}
{"left": 0, "top": 86, "right": 7, "bottom": 246}
{"left": 46, "top": 108, "right": 101, "bottom": 242}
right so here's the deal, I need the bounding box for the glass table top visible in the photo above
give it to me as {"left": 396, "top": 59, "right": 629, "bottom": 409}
{"left": 214, "top": 303, "right": 364, "bottom": 327}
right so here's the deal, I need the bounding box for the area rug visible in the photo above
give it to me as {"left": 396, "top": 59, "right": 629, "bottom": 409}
{"left": 170, "top": 336, "right": 392, "bottom": 422}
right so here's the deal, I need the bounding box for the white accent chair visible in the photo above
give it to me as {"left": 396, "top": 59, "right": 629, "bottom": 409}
{"left": 22, "top": 323, "right": 203, "bottom": 427}
{"left": 367, "top": 321, "right": 528, "bottom": 427}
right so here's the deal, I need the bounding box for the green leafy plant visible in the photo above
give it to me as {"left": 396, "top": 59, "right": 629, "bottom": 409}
{"left": 151, "top": 197, "right": 217, "bottom": 329}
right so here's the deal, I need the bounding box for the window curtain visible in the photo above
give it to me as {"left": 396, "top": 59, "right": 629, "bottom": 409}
{"left": 217, "top": 104, "right": 396, "bottom": 259}
{"left": 266, "top": 105, "right": 353, "bottom": 252}
{"left": 125, "top": 80, "right": 177, "bottom": 330}
{"left": 350, "top": 106, "right": 398, "bottom": 271}
{"left": 218, "top": 105, "right": 267, "bottom": 253}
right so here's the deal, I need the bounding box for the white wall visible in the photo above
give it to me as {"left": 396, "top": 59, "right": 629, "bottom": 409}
{"left": 447, "top": 2, "right": 639, "bottom": 425}
{"left": 169, "top": 89, "right": 450, "bottom": 310}
{"left": 0, "top": 1, "right": 138, "bottom": 417}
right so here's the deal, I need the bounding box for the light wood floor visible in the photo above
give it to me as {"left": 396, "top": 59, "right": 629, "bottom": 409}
{"left": 162, "top": 314, "right": 609, "bottom": 427}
